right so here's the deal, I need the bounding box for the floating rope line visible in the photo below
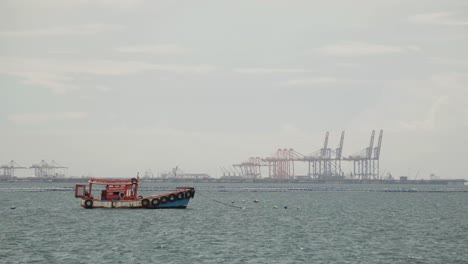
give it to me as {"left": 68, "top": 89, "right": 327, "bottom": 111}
{"left": 1, "top": 187, "right": 465, "bottom": 193}
{"left": 196, "top": 192, "right": 245, "bottom": 209}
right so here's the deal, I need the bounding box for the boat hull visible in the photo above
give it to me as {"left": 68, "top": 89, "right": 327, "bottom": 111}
{"left": 80, "top": 198, "right": 191, "bottom": 209}
{"left": 154, "top": 198, "right": 190, "bottom": 209}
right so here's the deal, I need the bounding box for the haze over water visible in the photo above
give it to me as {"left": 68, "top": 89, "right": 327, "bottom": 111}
{"left": 2, "top": 1, "right": 468, "bottom": 178}
{"left": 1, "top": 182, "right": 467, "bottom": 263}
{"left": 2, "top": 1, "right": 468, "bottom": 263}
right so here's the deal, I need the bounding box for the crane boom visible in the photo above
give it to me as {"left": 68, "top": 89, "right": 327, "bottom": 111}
{"left": 367, "top": 130, "right": 375, "bottom": 158}
{"left": 321, "top": 131, "right": 330, "bottom": 157}
{"left": 336, "top": 131, "right": 345, "bottom": 159}
{"left": 373, "top": 130, "right": 383, "bottom": 159}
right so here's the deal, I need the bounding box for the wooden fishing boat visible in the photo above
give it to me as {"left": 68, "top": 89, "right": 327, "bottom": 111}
{"left": 74, "top": 177, "right": 195, "bottom": 209}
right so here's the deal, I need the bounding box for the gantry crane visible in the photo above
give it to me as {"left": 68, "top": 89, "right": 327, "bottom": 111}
{"left": 345, "top": 130, "right": 383, "bottom": 180}
{"left": 30, "top": 160, "right": 68, "bottom": 178}
{"left": 262, "top": 149, "right": 304, "bottom": 179}
{"left": 1, "top": 160, "right": 27, "bottom": 178}
{"left": 303, "top": 131, "right": 345, "bottom": 179}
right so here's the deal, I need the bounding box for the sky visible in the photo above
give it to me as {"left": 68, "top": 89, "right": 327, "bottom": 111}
{"left": 1, "top": 0, "right": 467, "bottom": 179}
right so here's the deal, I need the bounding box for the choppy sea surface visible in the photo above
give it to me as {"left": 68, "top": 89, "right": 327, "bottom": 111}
{"left": 1, "top": 182, "right": 467, "bottom": 264}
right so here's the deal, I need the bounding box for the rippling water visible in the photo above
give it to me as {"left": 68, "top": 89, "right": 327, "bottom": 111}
{"left": 1, "top": 182, "right": 467, "bottom": 263}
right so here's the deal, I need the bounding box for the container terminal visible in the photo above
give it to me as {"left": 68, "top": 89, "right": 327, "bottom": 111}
{"left": 1, "top": 130, "right": 466, "bottom": 185}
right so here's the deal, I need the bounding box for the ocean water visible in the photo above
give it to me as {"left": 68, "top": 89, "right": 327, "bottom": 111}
{"left": 1, "top": 182, "right": 467, "bottom": 264}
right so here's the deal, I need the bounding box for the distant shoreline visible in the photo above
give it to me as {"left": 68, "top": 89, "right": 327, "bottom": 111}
{"left": 1, "top": 177, "right": 466, "bottom": 185}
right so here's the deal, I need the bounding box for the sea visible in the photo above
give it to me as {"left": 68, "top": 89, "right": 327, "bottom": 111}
{"left": 1, "top": 182, "right": 467, "bottom": 264}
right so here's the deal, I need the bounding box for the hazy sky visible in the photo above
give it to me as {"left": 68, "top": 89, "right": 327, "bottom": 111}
{"left": 1, "top": 0, "right": 467, "bottom": 179}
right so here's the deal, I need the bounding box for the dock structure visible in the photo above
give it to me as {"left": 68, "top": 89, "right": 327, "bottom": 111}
{"left": 30, "top": 160, "right": 68, "bottom": 178}
{"left": 0, "top": 160, "right": 68, "bottom": 179}
{"left": 0, "top": 160, "right": 27, "bottom": 178}
{"left": 233, "top": 157, "right": 265, "bottom": 179}
{"left": 230, "top": 130, "right": 385, "bottom": 180}
{"left": 220, "top": 166, "right": 243, "bottom": 178}
{"left": 160, "top": 166, "right": 211, "bottom": 180}
{"left": 262, "top": 149, "right": 304, "bottom": 179}
{"left": 303, "top": 131, "right": 345, "bottom": 180}
{"left": 345, "top": 130, "right": 383, "bottom": 180}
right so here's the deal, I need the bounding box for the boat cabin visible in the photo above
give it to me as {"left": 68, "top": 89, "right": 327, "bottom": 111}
{"left": 75, "top": 178, "right": 140, "bottom": 201}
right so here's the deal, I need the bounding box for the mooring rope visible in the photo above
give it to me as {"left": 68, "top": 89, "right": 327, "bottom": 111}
{"left": 196, "top": 192, "right": 245, "bottom": 209}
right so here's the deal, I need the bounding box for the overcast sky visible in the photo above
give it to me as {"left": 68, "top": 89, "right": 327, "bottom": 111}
{"left": 1, "top": 0, "right": 467, "bottom": 179}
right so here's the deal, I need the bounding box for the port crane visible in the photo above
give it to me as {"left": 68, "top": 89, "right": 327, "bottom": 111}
{"left": 1, "top": 160, "right": 27, "bottom": 178}
{"left": 30, "top": 160, "right": 68, "bottom": 178}
{"left": 303, "top": 131, "right": 345, "bottom": 179}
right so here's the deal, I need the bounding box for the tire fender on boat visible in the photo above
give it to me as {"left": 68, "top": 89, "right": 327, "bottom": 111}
{"left": 160, "top": 196, "right": 168, "bottom": 204}
{"left": 141, "top": 199, "right": 150, "bottom": 208}
{"left": 176, "top": 192, "right": 184, "bottom": 200}
{"left": 151, "top": 198, "right": 160, "bottom": 207}
{"left": 84, "top": 199, "right": 93, "bottom": 209}
{"left": 119, "top": 192, "right": 125, "bottom": 199}
{"left": 168, "top": 194, "right": 176, "bottom": 202}
{"left": 185, "top": 190, "right": 192, "bottom": 199}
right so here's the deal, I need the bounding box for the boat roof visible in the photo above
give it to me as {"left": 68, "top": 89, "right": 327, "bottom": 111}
{"left": 89, "top": 178, "right": 138, "bottom": 185}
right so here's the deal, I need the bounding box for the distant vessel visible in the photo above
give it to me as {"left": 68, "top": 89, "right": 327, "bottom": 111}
{"left": 159, "top": 166, "right": 211, "bottom": 180}
{"left": 74, "top": 177, "right": 195, "bottom": 209}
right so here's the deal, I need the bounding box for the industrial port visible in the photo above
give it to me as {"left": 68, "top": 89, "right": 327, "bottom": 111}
{"left": 0, "top": 160, "right": 68, "bottom": 180}
{"left": 225, "top": 130, "right": 383, "bottom": 179}
{"left": 1, "top": 130, "right": 466, "bottom": 185}
{"left": 221, "top": 130, "right": 465, "bottom": 185}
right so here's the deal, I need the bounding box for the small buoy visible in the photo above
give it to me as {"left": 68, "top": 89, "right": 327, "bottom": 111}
{"left": 284, "top": 206, "right": 288, "bottom": 209}
{"left": 254, "top": 200, "right": 259, "bottom": 203}
{"left": 10, "top": 206, "right": 15, "bottom": 209}
{"left": 273, "top": 205, "right": 278, "bottom": 209}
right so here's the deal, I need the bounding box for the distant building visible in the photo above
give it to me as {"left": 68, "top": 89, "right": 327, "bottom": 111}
{"left": 160, "top": 172, "right": 211, "bottom": 180}
{"left": 160, "top": 166, "right": 211, "bottom": 179}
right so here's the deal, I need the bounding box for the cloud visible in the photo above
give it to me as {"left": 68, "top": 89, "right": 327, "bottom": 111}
{"left": 0, "top": 57, "right": 216, "bottom": 93}
{"left": 429, "top": 57, "right": 468, "bottom": 66}
{"left": 281, "top": 77, "right": 341, "bottom": 86}
{"left": 1, "top": 69, "right": 79, "bottom": 94}
{"left": 317, "top": 42, "right": 421, "bottom": 57}
{"left": 346, "top": 72, "right": 468, "bottom": 134}
{"left": 78, "top": 0, "right": 145, "bottom": 8}
{"left": 399, "top": 96, "right": 449, "bottom": 131}
{"left": 280, "top": 123, "right": 301, "bottom": 134}
{"left": 115, "top": 44, "right": 188, "bottom": 55}
{"left": 0, "top": 24, "right": 124, "bottom": 38}
{"left": 96, "top": 85, "right": 112, "bottom": 92}
{"left": 7, "top": 0, "right": 145, "bottom": 9}
{"left": 234, "top": 67, "right": 313, "bottom": 74}
{"left": 409, "top": 12, "right": 468, "bottom": 26}
{"left": 8, "top": 112, "right": 88, "bottom": 124}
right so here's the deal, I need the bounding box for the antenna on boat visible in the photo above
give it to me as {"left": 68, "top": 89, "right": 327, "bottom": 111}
{"left": 136, "top": 172, "right": 139, "bottom": 179}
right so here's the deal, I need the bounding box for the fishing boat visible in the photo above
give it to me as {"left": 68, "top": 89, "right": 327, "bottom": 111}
{"left": 74, "top": 177, "right": 195, "bottom": 209}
